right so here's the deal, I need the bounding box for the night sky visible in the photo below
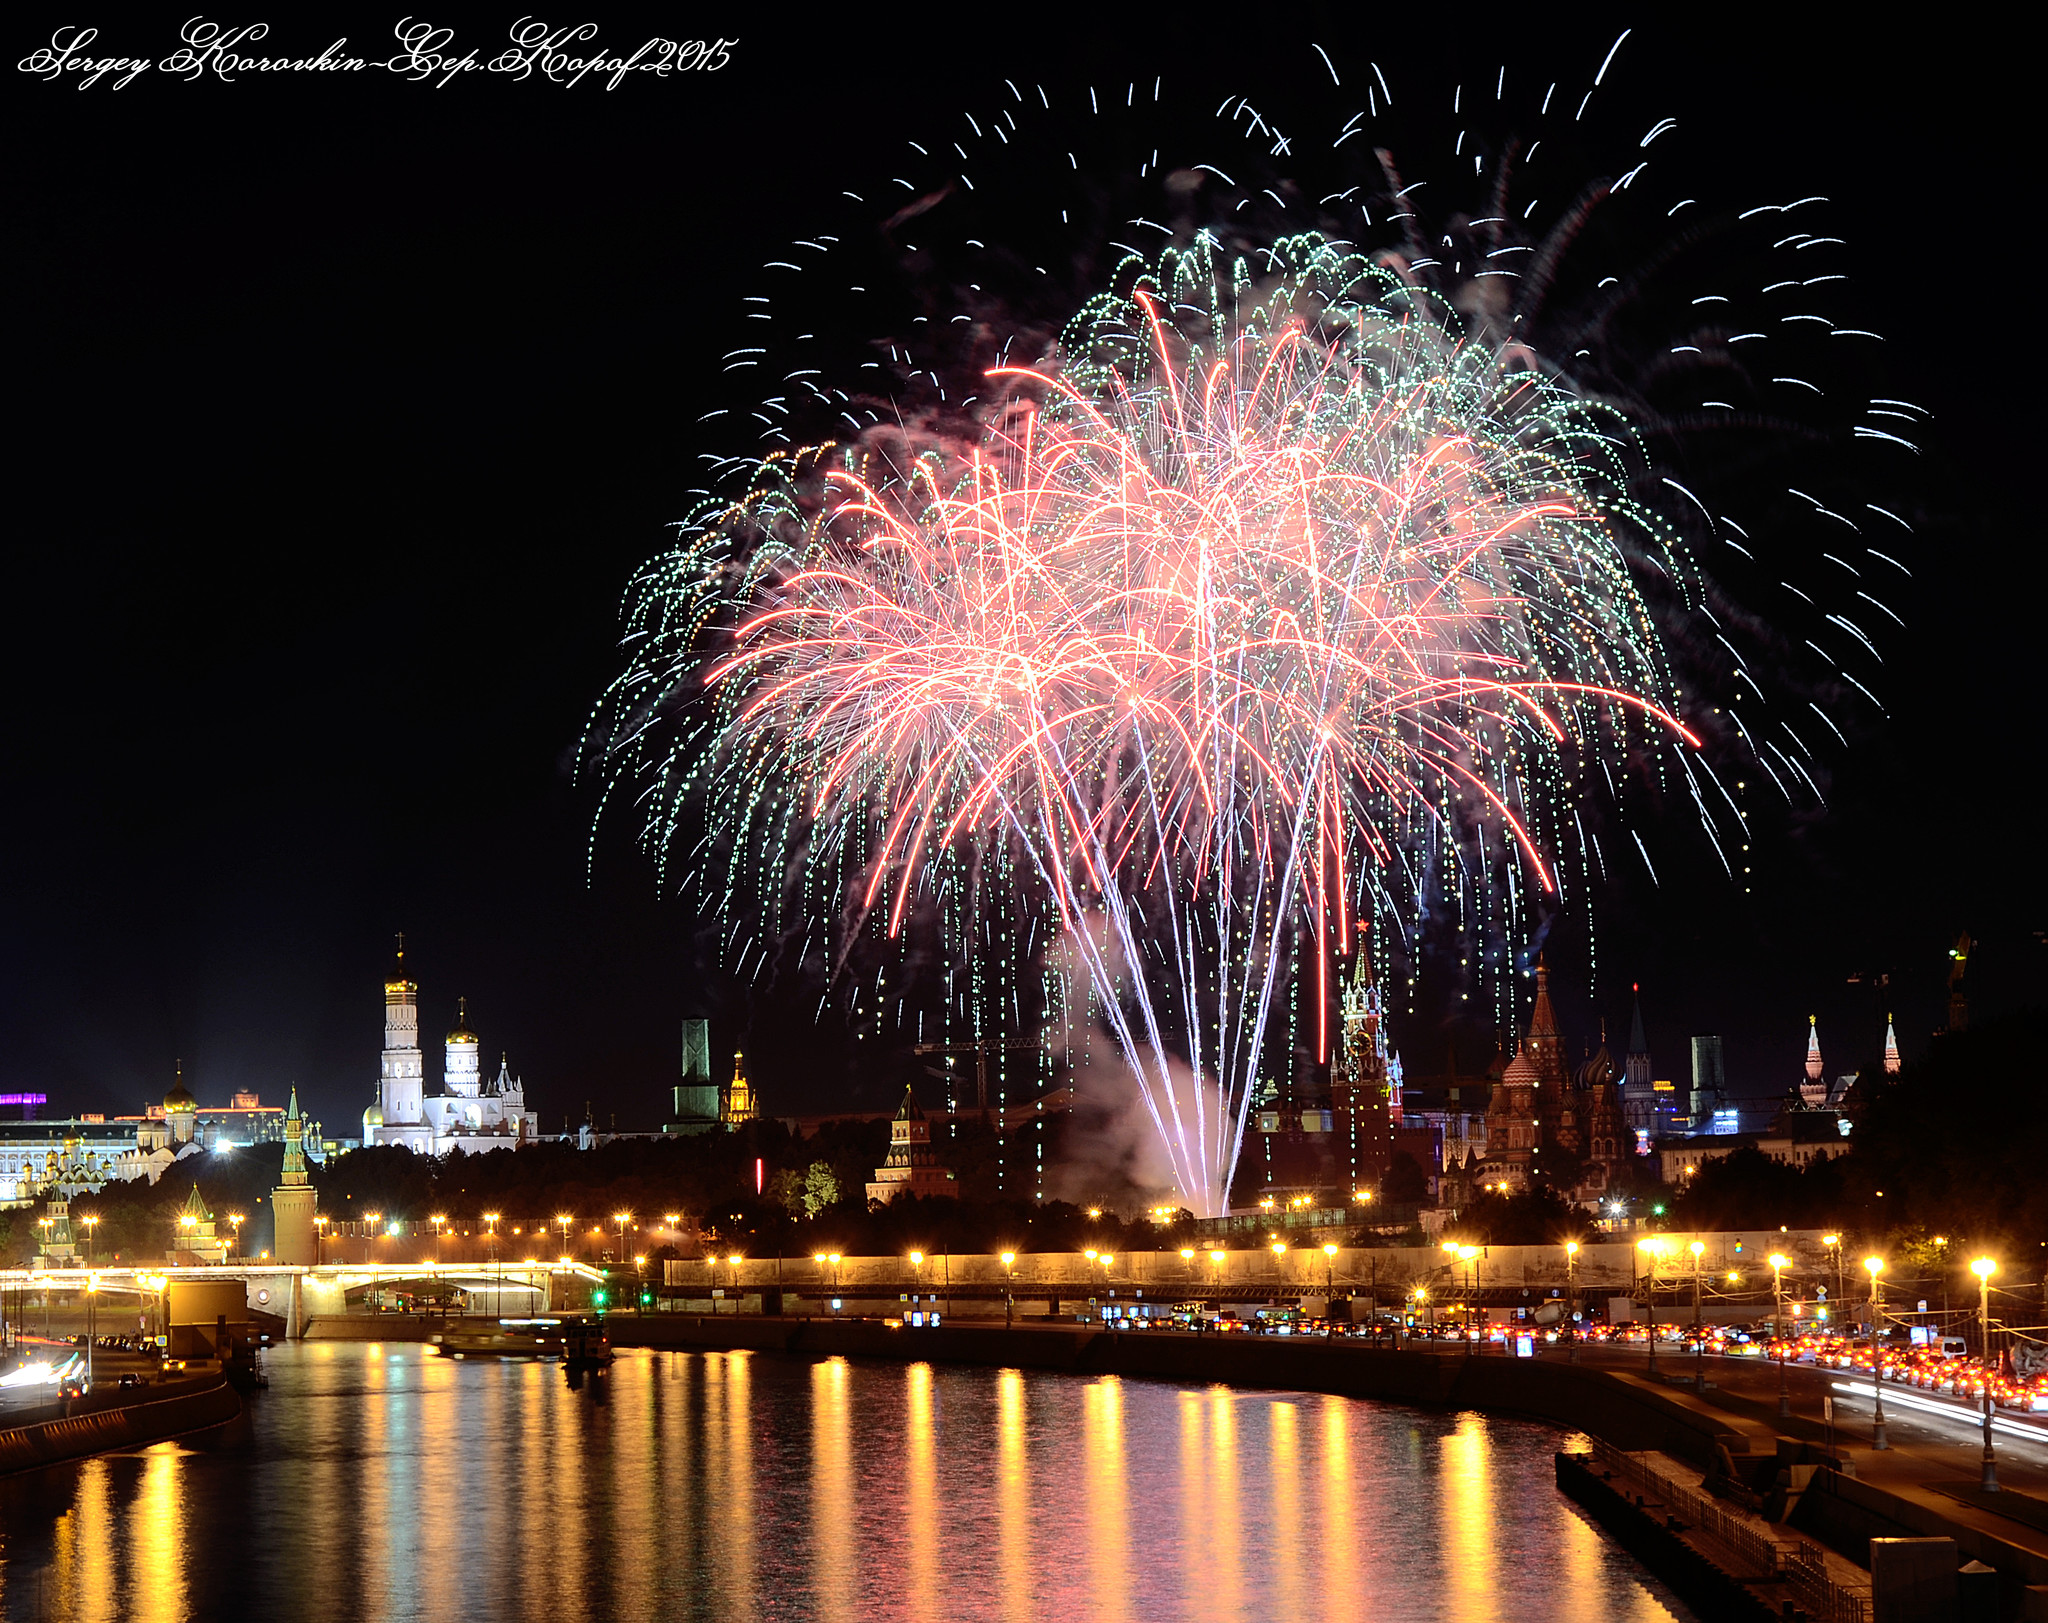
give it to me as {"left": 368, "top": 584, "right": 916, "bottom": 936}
{"left": 7, "top": 12, "right": 2041, "bottom": 1138}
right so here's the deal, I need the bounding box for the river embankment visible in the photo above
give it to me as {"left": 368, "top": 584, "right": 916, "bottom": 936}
{"left": 0, "top": 1371, "right": 241, "bottom": 1476}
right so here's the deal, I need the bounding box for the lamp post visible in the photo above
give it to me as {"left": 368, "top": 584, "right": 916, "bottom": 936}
{"left": 1971, "top": 1257, "right": 1998, "bottom": 1492}
{"left": 1770, "top": 1253, "right": 1791, "bottom": 1417}
{"left": 1457, "top": 1246, "right": 1481, "bottom": 1355}
{"left": 1322, "top": 1243, "right": 1339, "bottom": 1298}
{"left": 1689, "top": 1240, "right": 1706, "bottom": 1388}
{"left": 430, "top": 1214, "right": 446, "bottom": 1267}
{"left": 725, "top": 1254, "right": 742, "bottom": 1316}
{"left": 314, "top": 1215, "right": 328, "bottom": 1267}
{"left": 1637, "top": 1238, "right": 1662, "bottom": 1375}
{"left": 909, "top": 1250, "right": 924, "bottom": 1304}
{"left": 1413, "top": 1286, "right": 1430, "bottom": 1340}
{"left": 485, "top": 1213, "right": 501, "bottom": 1318}
{"left": 1565, "top": 1241, "right": 1580, "bottom": 1363}
{"left": 1001, "top": 1251, "right": 1016, "bottom": 1325}
{"left": 1932, "top": 1236, "right": 1950, "bottom": 1339}
{"left": 80, "top": 1214, "right": 101, "bottom": 1266}
{"left": 1822, "top": 1233, "right": 1843, "bottom": 1337}
{"left": 612, "top": 1211, "right": 631, "bottom": 1263}
{"left": 228, "top": 1213, "right": 245, "bottom": 1260}
{"left": 1864, "top": 1255, "right": 1888, "bottom": 1450}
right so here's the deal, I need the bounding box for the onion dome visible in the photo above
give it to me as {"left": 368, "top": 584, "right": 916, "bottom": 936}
{"left": 1501, "top": 1050, "right": 1540, "bottom": 1088}
{"left": 1577, "top": 1024, "right": 1616, "bottom": 1090}
{"left": 364, "top": 1097, "right": 385, "bottom": 1131}
{"left": 447, "top": 996, "right": 478, "bottom": 1045}
{"left": 164, "top": 1064, "right": 197, "bottom": 1112}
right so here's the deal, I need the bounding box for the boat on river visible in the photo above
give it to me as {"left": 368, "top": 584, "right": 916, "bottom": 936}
{"left": 429, "top": 1318, "right": 569, "bottom": 1359}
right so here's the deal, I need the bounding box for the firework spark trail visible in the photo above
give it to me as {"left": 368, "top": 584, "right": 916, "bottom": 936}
{"left": 598, "top": 236, "right": 1701, "bottom": 1214}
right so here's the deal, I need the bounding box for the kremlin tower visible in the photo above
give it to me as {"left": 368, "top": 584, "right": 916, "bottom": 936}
{"left": 271, "top": 1085, "right": 318, "bottom": 1265}
{"left": 1330, "top": 930, "right": 1395, "bottom": 1190}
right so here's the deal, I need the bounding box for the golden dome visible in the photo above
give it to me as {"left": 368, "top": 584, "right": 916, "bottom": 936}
{"left": 364, "top": 1099, "right": 385, "bottom": 1130}
{"left": 164, "top": 1065, "right": 197, "bottom": 1112}
{"left": 447, "top": 996, "right": 478, "bottom": 1044}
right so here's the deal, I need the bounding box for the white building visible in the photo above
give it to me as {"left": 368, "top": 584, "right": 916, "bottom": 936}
{"left": 363, "top": 952, "right": 538, "bottom": 1155}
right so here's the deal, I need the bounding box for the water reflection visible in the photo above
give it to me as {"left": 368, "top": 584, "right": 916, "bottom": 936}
{"left": 0, "top": 1345, "right": 1691, "bottom": 1623}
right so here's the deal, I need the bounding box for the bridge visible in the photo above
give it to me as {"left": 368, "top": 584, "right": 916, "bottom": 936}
{"left": 1, "top": 1260, "right": 609, "bottom": 1338}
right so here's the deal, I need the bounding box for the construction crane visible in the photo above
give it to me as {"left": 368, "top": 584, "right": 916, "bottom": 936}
{"left": 912, "top": 1038, "right": 1042, "bottom": 1120}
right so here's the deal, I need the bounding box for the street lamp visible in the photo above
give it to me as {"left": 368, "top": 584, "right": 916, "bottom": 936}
{"left": 1770, "top": 1254, "right": 1791, "bottom": 1416}
{"left": 612, "top": 1211, "right": 631, "bottom": 1260}
{"left": 1689, "top": 1240, "right": 1706, "bottom": 1388}
{"left": 228, "top": 1213, "right": 245, "bottom": 1258}
{"left": 1565, "top": 1241, "right": 1580, "bottom": 1362}
{"left": 1864, "top": 1255, "right": 1888, "bottom": 1450}
{"left": 909, "top": 1250, "right": 924, "bottom": 1300}
{"left": 725, "top": 1254, "right": 742, "bottom": 1316}
{"left": 314, "top": 1215, "right": 328, "bottom": 1266}
{"left": 1637, "top": 1237, "right": 1664, "bottom": 1375}
{"left": 1970, "top": 1257, "right": 1999, "bottom": 1492}
{"left": 1322, "top": 1242, "right": 1339, "bottom": 1296}
{"left": 80, "top": 1214, "right": 101, "bottom": 1265}
{"left": 1000, "top": 1251, "right": 1016, "bottom": 1325}
{"left": 1822, "top": 1234, "right": 1843, "bottom": 1333}
{"left": 1413, "top": 1285, "right": 1430, "bottom": 1338}
{"left": 1457, "top": 1246, "right": 1480, "bottom": 1355}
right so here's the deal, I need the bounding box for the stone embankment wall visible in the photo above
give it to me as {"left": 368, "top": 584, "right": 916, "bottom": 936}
{"left": 0, "top": 1373, "right": 241, "bottom": 1476}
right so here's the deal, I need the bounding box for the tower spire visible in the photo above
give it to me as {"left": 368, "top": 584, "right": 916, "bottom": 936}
{"left": 1805, "top": 1015, "right": 1823, "bottom": 1081}
{"left": 1884, "top": 1014, "right": 1900, "bottom": 1075}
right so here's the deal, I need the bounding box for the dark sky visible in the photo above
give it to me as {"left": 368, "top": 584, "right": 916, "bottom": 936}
{"left": 7, "top": 11, "right": 2042, "bottom": 1137}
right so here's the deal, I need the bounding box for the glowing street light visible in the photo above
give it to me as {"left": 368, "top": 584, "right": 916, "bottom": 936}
{"left": 613, "top": 1211, "right": 631, "bottom": 1259}
{"left": 1000, "top": 1250, "right": 1017, "bottom": 1324}
{"left": 1564, "top": 1240, "right": 1581, "bottom": 1362}
{"left": 1971, "top": 1257, "right": 1999, "bottom": 1492}
{"left": 1637, "top": 1237, "right": 1666, "bottom": 1374}
{"left": 1864, "top": 1255, "right": 1888, "bottom": 1450}
{"left": 1689, "top": 1239, "right": 1707, "bottom": 1388}
{"left": 909, "top": 1250, "right": 925, "bottom": 1296}
{"left": 430, "top": 1214, "right": 447, "bottom": 1265}
{"left": 1770, "top": 1253, "right": 1791, "bottom": 1416}
{"left": 1322, "top": 1242, "right": 1339, "bottom": 1294}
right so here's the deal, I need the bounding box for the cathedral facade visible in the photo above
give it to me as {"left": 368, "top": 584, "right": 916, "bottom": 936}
{"left": 362, "top": 949, "right": 539, "bottom": 1155}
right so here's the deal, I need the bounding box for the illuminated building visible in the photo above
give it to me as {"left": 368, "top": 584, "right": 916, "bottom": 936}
{"left": 169, "top": 1182, "right": 229, "bottom": 1265}
{"left": 720, "top": 1051, "right": 759, "bottom": 1129}
{"left": 1619, "top": 985, "right": 1676, "bottom": 1148}
{"left": 364, "top": 946, "right": 539, "bottom": 1154}
{"left": 271, "top": 1085, "right": 318, "bottom": 1265}
{"left": 1328, "top": 936, "right": 1394, "bottom": 1190}
{"left": 866, "top": 1085, "right": 956, "bottom": 1203}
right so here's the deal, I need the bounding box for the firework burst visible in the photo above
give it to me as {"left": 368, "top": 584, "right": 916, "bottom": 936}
{"left": 595, "top": 235, "right": 1704, "bottom": 1212}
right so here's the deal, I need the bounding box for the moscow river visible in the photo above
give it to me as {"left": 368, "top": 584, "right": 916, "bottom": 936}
{"left": 0, "top": 1343, "right": 1693, "bottom": 1622}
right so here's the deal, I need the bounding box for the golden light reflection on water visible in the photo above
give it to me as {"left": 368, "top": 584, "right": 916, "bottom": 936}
{"left": 0, "top": 1345, "right": 1691, "bottom": 1623}
{"left": 1267, "top": 1400, "right": 1305, "bottom": 1622}
{"left": 707, "top": 1352, "right": 756, "bottom": 1622}
{"left": 810, "top": 1355, "right": 854, "bottom": 1623}
{"left": 904, "top": 1361, "right": 939, "bottom": 1623}
{"left": 996, "top": 1367, "right": 1031, "bottom": 1623}
{"left": 1081, "top": 1377, "right": 1131, "bottom": 1623}
{"left": 1318, "top": 1397, "right": 1362, "bottom": 1611}
{"left": 1439, "top": 1412, "right": 1501, "bottom": 1619}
